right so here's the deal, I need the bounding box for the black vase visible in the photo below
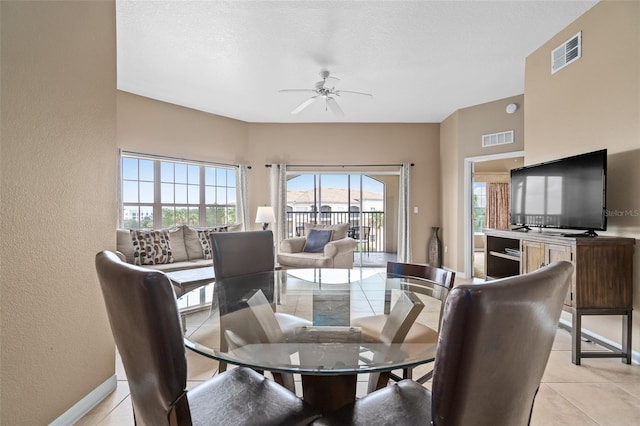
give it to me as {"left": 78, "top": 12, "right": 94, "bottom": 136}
{"left": 428, "top": 227, "right": 443, "bottom": 267}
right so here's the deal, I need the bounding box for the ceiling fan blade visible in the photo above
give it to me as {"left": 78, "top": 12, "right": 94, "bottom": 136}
{"left": 280, "top": 70, "right": 371, "bottom": 116}
{"left": 335, "top": 90, "right": 373, "bottom": 97}
{"left": 291, "top": 96, "right": 318, "bottom": 114}
{"left": 279, "top": 89, "right": 318, "bottom": 93}
{"left": 327, "top": 97, "right": 344, "bottom": 116}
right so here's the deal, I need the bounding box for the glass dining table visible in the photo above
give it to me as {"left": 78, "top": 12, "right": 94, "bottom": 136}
{"left": 178, "top": 268, "right": 440, "bottom": 413}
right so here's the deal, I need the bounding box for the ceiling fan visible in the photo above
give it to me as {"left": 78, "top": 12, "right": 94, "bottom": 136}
{"left": 279, "top": 70, "right": 372, "bottom": 116}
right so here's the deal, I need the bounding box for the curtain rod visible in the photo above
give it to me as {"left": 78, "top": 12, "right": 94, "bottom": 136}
{"left": 265, "top": 163, "right": 414, "bottom": 168}
{"left": 122, "top": 150, "right": 251, "bottom": 169}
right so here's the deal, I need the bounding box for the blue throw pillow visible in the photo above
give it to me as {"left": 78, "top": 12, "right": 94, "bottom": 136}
{"left": 303, "top": 229, "right": 333, "bottom": 253}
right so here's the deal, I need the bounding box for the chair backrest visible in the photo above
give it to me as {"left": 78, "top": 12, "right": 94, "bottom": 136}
{"left": 350, "top": 225, "right": 371, "bottom": 240}
{"left": 387, "top": 261, "right": 455, "bottom": 289}
{"left": 245, "top": 288, "right": 286, "bottom": 343}
{"left": 95, "top": 251, "right": 189, "bottom": 426}
{"left": 369, "top": 290, "right": 425, "bottom": 392}
{"left": 378, "top": 290, "right": 424, "bottom": 345}
{"left": 430, "top": 261, "right": 574, "bottom": 426}
{"left": 210, "top": 230, "right": 275, "bottom": 280}
{"left": 223, "top": 288, "right": 285, "bottom": 349}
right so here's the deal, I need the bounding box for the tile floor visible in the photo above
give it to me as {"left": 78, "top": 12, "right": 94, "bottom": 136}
{"left": 77, "top": 272, "right": 640, "bottom": 426}
{"left": 352, "top": 251, "right": 397, "bottom": 267}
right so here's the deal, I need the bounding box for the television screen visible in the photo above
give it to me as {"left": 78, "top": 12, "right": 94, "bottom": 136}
{"left": 510, "top": 149, "right": 607, "bottom": 233}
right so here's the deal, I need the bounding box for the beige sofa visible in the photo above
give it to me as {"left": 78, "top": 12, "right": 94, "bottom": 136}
{"left": 116, "top": 225, "right": 235, "bottom": 272}
{"left": 277, "top": 223, "right": 358, "bottom": 269}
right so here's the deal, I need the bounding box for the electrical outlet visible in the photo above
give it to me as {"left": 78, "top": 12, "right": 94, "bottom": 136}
{"left": 413, "top": 207, "right": 418, "bottom": 214}
{"left": 444, "top": 246, "right": 448, "bottom": 253}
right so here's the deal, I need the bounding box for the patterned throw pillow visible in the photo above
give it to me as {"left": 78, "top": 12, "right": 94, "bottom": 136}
{"left": 196, "top": 226, "right": 229, "bottom": 260}
{"left": 130, "top": 229, "right": 174, "bottom": 265}
{"left": 197, "top": 230, "right": 213, "bottom": 260}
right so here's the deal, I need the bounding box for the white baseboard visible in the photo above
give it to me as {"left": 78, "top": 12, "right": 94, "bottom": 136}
{"left": 49, "top": 375, "right": 117, "bottom": 426}
{"left": 558, "top": 318, "right": 639, "bottom": 365}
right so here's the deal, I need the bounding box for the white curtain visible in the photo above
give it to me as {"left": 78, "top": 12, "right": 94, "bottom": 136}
{"left": 269, "top": 164, "right": 288, "bottom": 248}
{"left": 398, "top": 163, "right": 411, "bottom": 262}
{"left": 236, "top": 165, "right": 250, "bottom": 231}
{"left": 116, "top": 149, "right": 123, "bottom": 229}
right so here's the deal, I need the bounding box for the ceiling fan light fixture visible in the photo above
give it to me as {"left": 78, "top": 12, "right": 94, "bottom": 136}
{"left": 279, "top": 70, "right": 371, "bottom": 116}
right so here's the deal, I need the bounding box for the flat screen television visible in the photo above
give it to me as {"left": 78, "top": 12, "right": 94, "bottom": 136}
{"left": 510, "top": 149, "right": 607, "bottom": 236}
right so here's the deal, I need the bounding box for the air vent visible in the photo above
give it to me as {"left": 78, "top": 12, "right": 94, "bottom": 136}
{"left": 552, "top": 32, "right": 582, "bottom": 74}
{"left": 482, "top": 130, "right": 514, "bottom": 148}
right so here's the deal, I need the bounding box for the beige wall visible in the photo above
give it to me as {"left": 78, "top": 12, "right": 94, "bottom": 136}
{"left": 117, "top": 92, "right": 442, "bottom": 262}
{"left": 440, "top": 94, "right": 525, "bottom": 272}
{"left": 440, "top": 111, "right": 460, "bottom": 268}
{"left": 473, "top": 157, "right": 524, "bottom": 174}
{"left": 525, "top": 0, "right": 639, "bottom": 351}
{"left": 118, "top": 91, "right": 249, "bottom": 165}
{"left": 0, "top": 1, "right": 117, "bottom": 424}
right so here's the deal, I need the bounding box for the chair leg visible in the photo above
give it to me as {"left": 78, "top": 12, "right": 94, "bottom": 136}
{"left": 389, "top": 372, "right": 403, "bottom": 382}
{"left": 402, "top": 367, "right": 412, "bottom": 380}
{"left": 272, "top": 372, "right": 296, "bottom": 394}
{"left": 389, "top": 368, "right": 411, "bottom": 383}
{"left": 367, "top": 371, "right": 391, "bottom": 394}
{"left": 416, "top": 369, "right": 433, "bottom": 384}
{"left": 218, "top": 336, "right": 228, "bottom": 373}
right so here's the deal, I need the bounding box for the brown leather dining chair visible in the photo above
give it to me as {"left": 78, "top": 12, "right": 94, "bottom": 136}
{"left": 386, "top": 261, "right": 455, "bottom": 289}
{"left": 351, "top": 261, "right": 455, "bottom": 385}
{"left": 210, "top": 230, "right": 276, "bottom": 279}
{"left": 95, "top": 250, "right": 320, "bottom": 426}
{"left": 209, "top": 230, "right": 311, "bottom": 386}
{"left": 221, "top": 286, "right": 298, "bottom": 392}
{"left": 365, "top": 290, "right": 424, "bottom": 393}
{"left": 313, "top": 261, "right": 574, "bottom": 426}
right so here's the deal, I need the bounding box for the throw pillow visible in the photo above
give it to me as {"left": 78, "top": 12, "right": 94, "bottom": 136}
{"left": 130, "top": 229, "right": 174, "bottom": 265}
{"left": 303, "top": 229, "right": 333, "bottom": 253}
{"left": 303, "top": 223, "right": 349, "bottom": 240}
{"left": 196, "top": 230, "right": 213, "bottom": 260}
{"left": 196, "top": 226, "right": 229, "bottom": 260}
{"left": 168, "top": 226, "right": 188, "bottom": 262}
{"left": 116, "top": 229, "right": 136, "bottom": 263}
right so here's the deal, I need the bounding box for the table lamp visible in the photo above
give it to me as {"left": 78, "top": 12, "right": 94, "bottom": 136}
{"left": 256, "top": 206, "right": 275, "bottom": 231}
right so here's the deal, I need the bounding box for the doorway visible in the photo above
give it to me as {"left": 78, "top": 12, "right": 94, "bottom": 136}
{"left": 464, "top": 152, "right": 524, "bottom": 279}
{"left": 285, "top": 173, "right": 394, "bottom": 267}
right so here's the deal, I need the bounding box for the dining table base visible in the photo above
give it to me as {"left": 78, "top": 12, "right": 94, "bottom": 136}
{"left": 301, "top": 374, "right": 358, "bottom": 415}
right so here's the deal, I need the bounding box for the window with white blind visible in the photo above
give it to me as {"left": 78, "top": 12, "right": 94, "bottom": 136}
{"left": 473, "top": 182, "right": 487, "bottom": 233}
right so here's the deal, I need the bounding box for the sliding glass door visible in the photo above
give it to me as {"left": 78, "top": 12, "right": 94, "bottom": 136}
{"left": 285, "top": 173, "right": 384, "bottom": 254}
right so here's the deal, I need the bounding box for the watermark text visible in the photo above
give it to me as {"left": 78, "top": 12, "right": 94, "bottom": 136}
{"left": 605, "top": 209, "right": 640, "bottom": 217}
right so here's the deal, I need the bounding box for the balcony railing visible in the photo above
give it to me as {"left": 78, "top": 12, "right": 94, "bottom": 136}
{"left": 285, "top": 211, "right": 385, "bottom": 252}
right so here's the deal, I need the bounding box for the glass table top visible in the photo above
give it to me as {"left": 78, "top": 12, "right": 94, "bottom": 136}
{"left": 179, "top": 268, "right": 441, "bottom": 375}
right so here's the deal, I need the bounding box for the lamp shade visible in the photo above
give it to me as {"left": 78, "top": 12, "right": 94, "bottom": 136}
{"left": 255, "top": 206, "right": 276, "bottom": 224}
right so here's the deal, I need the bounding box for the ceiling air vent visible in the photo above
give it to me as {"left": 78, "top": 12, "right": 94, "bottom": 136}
{"left": 552, "top": 32, "right": 581, "bottom": 74}
{"left": 482, "top": 130, "right": 514, "bottom": 148}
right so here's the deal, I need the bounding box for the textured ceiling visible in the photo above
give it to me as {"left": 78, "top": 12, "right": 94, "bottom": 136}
{"left": 116, "top": 0, "right": 598, "bottom": 123}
